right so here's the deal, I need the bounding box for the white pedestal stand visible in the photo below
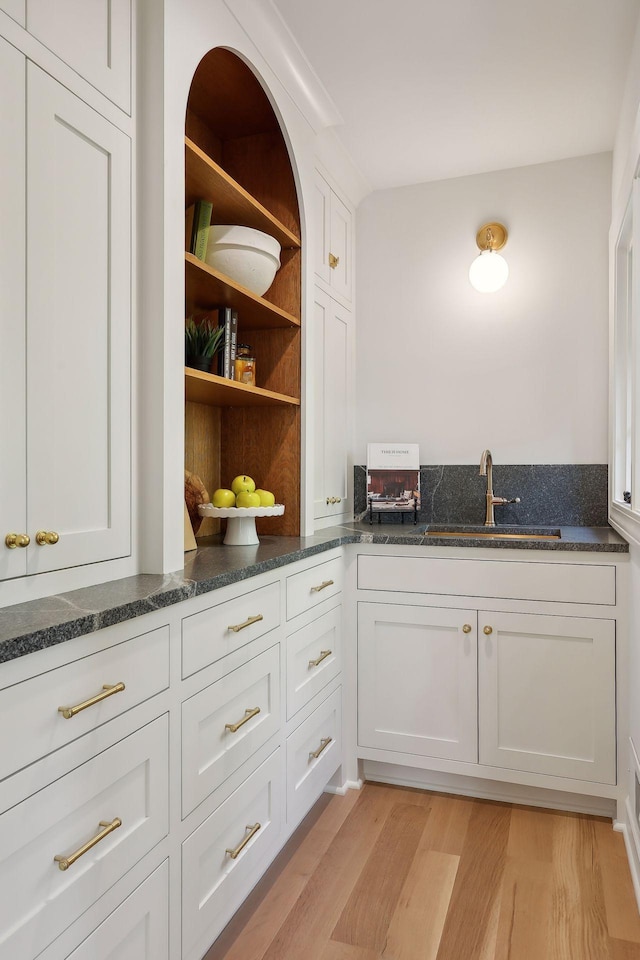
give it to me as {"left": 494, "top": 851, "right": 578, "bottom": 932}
{"left": 198, "top": 503, "right": 285, "bottom": 545}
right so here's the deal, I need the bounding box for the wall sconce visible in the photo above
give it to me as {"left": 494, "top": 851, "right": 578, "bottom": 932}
{"left": 469, "top": 222, "right": 509, "bottom": 293}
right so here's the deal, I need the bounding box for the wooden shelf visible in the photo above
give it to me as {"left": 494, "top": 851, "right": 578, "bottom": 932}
{"left": 185, "top": 138, "right": 301, "bottom": 250}
{"left": 185, "top": 254, "right": 300, "bottom": 330}
{"left": 185, "top": 368, "right": 301, "bottom": 408}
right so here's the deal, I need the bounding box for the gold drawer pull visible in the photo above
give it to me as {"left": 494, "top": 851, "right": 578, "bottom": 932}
{"left": 310, "top": 579, "right": 334, "bottom": 594}
{"left": 326, "top": 497, "right": 343, "bottom": 504}
{"left": 225, "top": 706, "right": 260, "bottom": 733}
{"left": 5, "top": 533, "right": 30, "bottom": 549}
{"left": 309, "top": 737, "right": 332, "bottom": 761}
{"left": 228, "top": 614, "right": 264, "bottom": 633}
{"left": 226, "top": 822, "right": 261, "bottom": 859}
{"left": 35, "top": 530, "right": 59, "bottom": 546}
{"left": 54, "top": 817, "right": 122, "bottom": 871}
{"left": 462, "top": 624, "right": 472, "bottom": 634}
{"left": 328, "top": 252, "right": 339, "bottom": 269}
{"left": 58, "top": 682, "right": 126, "bottom": 720}
{"left": 484, "top": 625, "right": 493, "bottom": 635}
{"left": 308, "top": 649, "right": 332, "bottom": 668}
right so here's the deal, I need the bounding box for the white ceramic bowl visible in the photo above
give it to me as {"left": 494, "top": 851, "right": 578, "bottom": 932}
{"left": 205, "top": 224, "right": 281, "bottom": 296}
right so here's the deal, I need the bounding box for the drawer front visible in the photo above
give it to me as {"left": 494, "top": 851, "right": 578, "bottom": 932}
{"left": 182, "top": 749, "right": 282, "bottom": 960}
{"left": 0, "top": 715, "right": 169, "bottom": 960}
{"left": 182, "top": 644, "right": 281, "bottom": 818}
{"left": 286, "top": 555, "right": 343, "bottom": 621}
{"left": 286, "top": 687, "right": 342, "bottom": 828}
{"left": 182, "top": 581, "right": 280, "bottom": 679}
{"left": 51, "top": 861, "right": 169, "bottom": 960}
{"left": 357, "top": 554, "right": 616, "bottom": 605}
{"left": 286, "top": 606, "right": 342, "bottom": 720}
{"left": 0, "top": 625, "right": 170, "bottom": 782}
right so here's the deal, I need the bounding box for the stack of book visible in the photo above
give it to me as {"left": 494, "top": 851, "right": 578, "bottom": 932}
{"left": 217, "top": 306, "right": 238, "bottom": 379}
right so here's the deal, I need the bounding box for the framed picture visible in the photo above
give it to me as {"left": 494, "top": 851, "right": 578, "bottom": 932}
{"left": 366, "top": 443, "right": 420, "bottom": 518}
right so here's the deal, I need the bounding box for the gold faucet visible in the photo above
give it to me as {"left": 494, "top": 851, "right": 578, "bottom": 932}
{"left": 479, "top": 449, "right": 521, "bottom": 526}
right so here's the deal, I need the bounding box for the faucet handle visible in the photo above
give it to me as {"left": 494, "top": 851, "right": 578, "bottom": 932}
{"left": 509, "top": 497, "right": 521, "bottom": 504}
{"left": 492, "top": 496, "right": 521, "bottom": 506}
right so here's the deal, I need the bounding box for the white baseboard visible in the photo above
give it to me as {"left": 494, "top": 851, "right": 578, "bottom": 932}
{"left": 324, "top": 778, "right": 363, "bottom": 796}
{"left": 616, "top": 802, "right": 640, "bottom": 913}
{"left": 362, "top": 761, "right": 616, "bottom": 817}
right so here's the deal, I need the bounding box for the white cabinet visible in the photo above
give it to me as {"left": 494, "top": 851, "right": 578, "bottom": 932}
{"left": 313, "top": 287, "right": 353, "bottom": 521}
{"left": 314, "top": 170, "right": 352, "bottom": 302}
{"left": 26, "top": 0, "right": 131, "bottom": 112}
{"left": 478, "top": 611, "right": 616, "bottom": 783}
{"left": 1, "top": 61, "right": 131, "bottom": 581}
{"left": 286, "top": 686, "right": 342, "bottom": 827}
{"left": 357, "top": 602, "right": 478, "bottom": 762}
{"left": 0, "top": 1, "right": 24, "bottom": 25}
{"left": 286, "top": 604, "right": 342, "bottom": 720}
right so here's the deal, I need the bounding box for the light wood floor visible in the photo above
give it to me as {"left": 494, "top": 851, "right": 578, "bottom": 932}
{"left": 204, "top": 783, "right": 640, "bottom": 960}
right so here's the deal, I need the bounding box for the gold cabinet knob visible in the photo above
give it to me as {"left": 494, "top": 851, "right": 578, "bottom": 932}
{"left": 328, "top": 252, "right": 339, "bottom": 269}
{"left": 5, "top": 533, "right": 30, "bottom": 549}
{"left": 483, "top": 625, "right": 493, "bottom": 635}
{"left": 462, "top": 624, "right": 472, "bottom": 634}
{"left": 35, "top": 530, "right": 59, "bottom": 546}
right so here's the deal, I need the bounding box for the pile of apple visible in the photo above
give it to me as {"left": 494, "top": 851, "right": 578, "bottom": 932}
{"left": 212, "top": 475, "right": 276, "bottom": 509}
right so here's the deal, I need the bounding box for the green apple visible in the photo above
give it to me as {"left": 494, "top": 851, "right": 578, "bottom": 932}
{"left": 255, "top": 489, "right": 275, "bottom": 507}
{"left": 231, "top": 475, "right": 256, "bottom": 495}
{"left": 235, "top": 490, "right": 261, "bottom": 508}
{"left": 212, "top": 488, "right": 235, "bottom": 508}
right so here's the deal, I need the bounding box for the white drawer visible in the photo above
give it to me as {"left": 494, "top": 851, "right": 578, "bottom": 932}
{"left": 286, "top": 687, "right": 342, "bottom": 828}
{"left": 286, "top": 555, "right": 343, "bottom": 621}
{"left": 182, "top": 643, "right": 281, "bottom": 818}
{"left": 357, "top": 554, "right": 616, "bottom": 606}
{"left": 286, "top": 606, "right": 342, "bottom": 720}
{"left": 43, "top": 861, "right": 169, "bottom": 960}
{"left": 0, "top": 625, "right": 169, "bottom": 782}
{"left": 182, "top": 749, "right": 282, "bottom": 960}
{"left": 0, "top": 715, "right": 169, "bottom": 960}
{"left": 182, "top": 581, "right": 280, "bottom": 679}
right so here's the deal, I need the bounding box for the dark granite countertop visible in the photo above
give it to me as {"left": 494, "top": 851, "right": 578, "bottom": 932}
{"left": 0, "top": 523, "right": 628, "bottom": 665}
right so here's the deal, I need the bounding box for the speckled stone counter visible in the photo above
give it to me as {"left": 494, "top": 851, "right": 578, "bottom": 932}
{"left": 0, "top": 523, "right": 628, "bottom": 664}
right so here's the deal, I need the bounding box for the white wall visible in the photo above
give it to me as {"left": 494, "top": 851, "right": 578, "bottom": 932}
{"left": 355, "top": 153, "right": 611, "bottom": 465}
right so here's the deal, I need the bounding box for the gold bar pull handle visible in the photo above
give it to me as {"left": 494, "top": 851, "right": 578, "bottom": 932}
{"left": 228, "top": 614, "right": 264, "bottom": 633}
{"left": 58, "top": 683, "right": 126, "bottom": 720}
{"left": 309, "top": 737, "right": 332, "bottom": 761}
{"left": 310, "top": 579, "right": 334, "bottom": 594}
{"left": 54, "top": 817, "right": 122, "bottom": 871}
{"left": 308, "top": 649, "right": 332, "bottom": 668}
{"left": 328, "top": 252, "right": 339, "bottom": 269}
{"left": 225, "top": 706, "right": 260, "bottom": 733}
{"left": 226, "top": 822, "right": 261, "bottom": 860}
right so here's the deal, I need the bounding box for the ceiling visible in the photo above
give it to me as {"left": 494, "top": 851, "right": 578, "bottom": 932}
{"left": 272, "top": 0, "right": 640, "bottom": 190}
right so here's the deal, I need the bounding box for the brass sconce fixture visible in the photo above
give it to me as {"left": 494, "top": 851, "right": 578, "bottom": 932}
{"left": 469, "top": 222, "right": 509, "bottom": 292}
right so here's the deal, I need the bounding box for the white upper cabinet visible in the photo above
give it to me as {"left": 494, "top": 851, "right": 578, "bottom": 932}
{"left": 0, "top": 37, "right": 26, "bottom": 582}
{"left": 313, "top": 287, "right": 352, "bottom": 521}
{"left": 0, "top": 0, "right": 25, "bottom": 25}
{"left": 26, "top": 0, "right": 131, "bottom": 112}
{"left": 314, "top": 170, "right": 353, "bottom": 303}
{"left": 24, "top": 64, "right": 131, "bottom": 574}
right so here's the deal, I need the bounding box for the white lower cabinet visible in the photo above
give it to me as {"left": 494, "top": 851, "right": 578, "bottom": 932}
{"left": 286, "top": 686, "right": 342, "bottom": 828}
{"left": 0, "top": 715, "right": 169, "bottom": 960}
{"left": 181, "top": 748, "right": 283, "bottom": 960}
{"left": 478, "top": 611, "right": 616, "bottom": 783}
{"left": 286, "top": 604, "right": 342, "bottom": 720}
{"left": 357, "top": 602, "right": 478, "bottom": 763}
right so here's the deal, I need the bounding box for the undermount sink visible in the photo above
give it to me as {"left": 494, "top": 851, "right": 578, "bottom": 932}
{"left": 423, "top": 525, "right": 561, "bottom": 541}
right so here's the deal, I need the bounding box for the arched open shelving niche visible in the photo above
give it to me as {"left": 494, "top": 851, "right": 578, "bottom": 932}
{"left": 184, "top": 47, "right": 302, "bottom": 539}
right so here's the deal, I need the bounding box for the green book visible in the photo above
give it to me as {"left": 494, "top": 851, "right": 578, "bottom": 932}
{"left": 192, "top": 200, "right": 213, "bottom": 261}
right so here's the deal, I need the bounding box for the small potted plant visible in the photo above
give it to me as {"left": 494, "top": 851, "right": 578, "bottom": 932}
{"left": 185, "top": 316, "right": 224, "bottom": 372}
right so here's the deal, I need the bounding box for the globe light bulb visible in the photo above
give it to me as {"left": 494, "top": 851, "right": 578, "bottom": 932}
{"left": 469, "top": 249, "right": 509, "bottom": 293}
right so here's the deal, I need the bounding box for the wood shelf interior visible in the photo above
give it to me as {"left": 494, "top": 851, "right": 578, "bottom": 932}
{"left": 185, "top": 47, "right": 302, "bottom": 538}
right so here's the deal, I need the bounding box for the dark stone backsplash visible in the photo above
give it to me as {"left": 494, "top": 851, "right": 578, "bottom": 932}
{"left": 354, "top": 464, "right": 609, "bottom": 527}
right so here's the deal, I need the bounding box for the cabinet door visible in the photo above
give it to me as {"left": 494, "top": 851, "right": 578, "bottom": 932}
{"left": 0, "top": 38, "right": 26, "bottom": 581}
{"left": 0, "top": 0, "right": 24, "bottom": 24}
{"left": 26, "top": 64, "right": 131, "bottom": 574}
{"left": 478, "top": 612, "right": 616, "bottom": 783}
{"left": 313, "top": 171, "right": 331, "bottom": 286}
{"left": 27, "top": 0, "right": 131, "bottom": 112}
{"left": 358, "top": 602, "right": 478, "bottom": 762}
{"left": 313, "top": 288, "right": 352, "bottom": 520}
{"left": 329, "top": 190, "right": 352, "bottom": 301}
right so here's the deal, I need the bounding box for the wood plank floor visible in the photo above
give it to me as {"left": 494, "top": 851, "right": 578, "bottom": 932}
{"left": 203, "top": 783, "right": 640, "bottom": 960}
